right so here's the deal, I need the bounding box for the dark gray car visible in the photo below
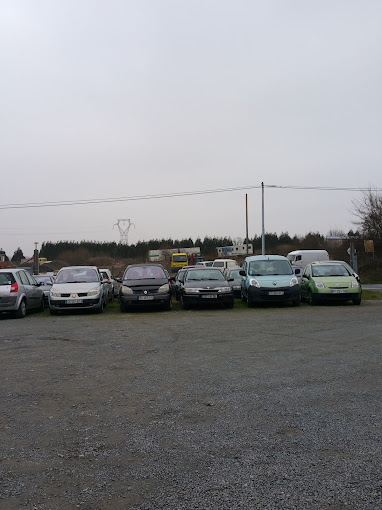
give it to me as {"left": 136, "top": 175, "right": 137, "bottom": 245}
{"left": 34, "top": 274, "right": 55, "bottom": 304}
{"left": 223, "top": 267, "right": 243, "bottom": 297}
{"left": 0, "top": 268, "right": 45, "bottom": 318}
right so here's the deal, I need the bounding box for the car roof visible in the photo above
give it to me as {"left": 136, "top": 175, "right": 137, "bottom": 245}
{"left": 244, "top": 255, "right": 288, "bottom": 262}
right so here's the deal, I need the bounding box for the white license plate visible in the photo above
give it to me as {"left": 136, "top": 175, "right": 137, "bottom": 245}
{"left": 201, "top": 294, "right": 217, "bottom": 299}
{"left": 65, "top": 299, "right": 83, "bottom": 304}
{"left": 330, "top": 289, "right": 347, "bottom": 294}
{"left": 268, "top": 291, "right": 284, "bottom": 296}
{"left": 138, "top": 295, "right": 154, "bottom": 301}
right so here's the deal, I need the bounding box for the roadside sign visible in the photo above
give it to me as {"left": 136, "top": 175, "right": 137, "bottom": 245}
{"left": 364, "top": 240, "right": 374, "bottom": 253}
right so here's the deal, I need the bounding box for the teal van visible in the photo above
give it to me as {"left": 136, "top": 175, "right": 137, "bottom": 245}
{"left": 239, "top": 255, "right": 300, "bottom": 307}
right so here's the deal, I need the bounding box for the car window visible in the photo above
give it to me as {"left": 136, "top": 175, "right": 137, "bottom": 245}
{"left": 25, "top": 272, "right": 37, "bottom": 285}
{"left": 35, "top": 276, "right": 52, "bottom": 284}
{"left": 229, "top": 269, "right": 241, "bottom": 278}
{"left": 186, "top": 270, "right": 225, "bottom": 281}
{"left": 124, "top": 266, "right": 166, "bottom": 280}
{"left": 18, "top": 271, "right": 30, "bottom": 285}
{"left": 213, "top": 262, "right": 224, "bottom": 267}
{"left": 55, "top": 268, "right": 99, "bottom": 283}
{"left": 248, "top": 260, "right": 292, "bottom": 276}
{"left": 0, "top": 272, "right": 15, "bottom": 285}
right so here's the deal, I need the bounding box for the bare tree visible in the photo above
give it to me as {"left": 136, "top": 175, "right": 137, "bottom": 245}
{"left": 352, "top": 188, "right": 382, "bottom": 240}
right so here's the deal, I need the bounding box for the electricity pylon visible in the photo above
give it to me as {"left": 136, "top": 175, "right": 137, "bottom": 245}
{"left": 114, "top": 219, "right": 135, "bottom": 244}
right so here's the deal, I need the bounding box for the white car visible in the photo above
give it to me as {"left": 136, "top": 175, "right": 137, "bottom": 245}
{"left": 49, "top": 266, "right": 108, "bottom": 314}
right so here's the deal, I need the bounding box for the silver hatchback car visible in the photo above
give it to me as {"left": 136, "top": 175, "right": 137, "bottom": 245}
{"left": 49, "top": 266, "right": 108, "bottom": 314}
{"left": 0, "top": 268, "right": 45, "bottom": 318}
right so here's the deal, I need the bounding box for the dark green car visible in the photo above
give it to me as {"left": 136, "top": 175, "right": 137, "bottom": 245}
{"left": 300, "top": 262, "right": 362, "bottom": 305}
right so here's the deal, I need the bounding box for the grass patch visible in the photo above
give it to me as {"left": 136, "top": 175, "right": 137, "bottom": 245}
{"left": 362, "top": 290, "right": 382, "bottom": 300}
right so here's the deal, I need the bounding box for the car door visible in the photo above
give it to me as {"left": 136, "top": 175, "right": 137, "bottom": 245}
{"left": 300, "top": 265, "right": 311, "bottom": 299}
{"left": 18, "top": 270, "right": 37, "bottom": 310}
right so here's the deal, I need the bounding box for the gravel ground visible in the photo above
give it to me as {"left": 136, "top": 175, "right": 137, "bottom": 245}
{"left": 1, "top": 301, "right": 381, "bottom": 510}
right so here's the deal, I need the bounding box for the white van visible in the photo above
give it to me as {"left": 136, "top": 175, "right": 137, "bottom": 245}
{"left": 212, "top": 259, "right": 240, "bottom": 272}
{"left": 287, "top": 250, "right": 329, "bottom": 268}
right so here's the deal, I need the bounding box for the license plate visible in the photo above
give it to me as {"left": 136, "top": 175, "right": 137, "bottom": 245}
{"left": 330, "top": 289, "right": 347, "bottom": 294}
{"left": 268, "top": 291, "right": 284, "bottom": 296}
{"left": 201, "top": 294, "right": 217, "bottom": 299}
{"left": 65, "top": 299, "right": 83, "bottom": 304}
{"left": 138, "top": 295, "right": 154, "bottom": 301}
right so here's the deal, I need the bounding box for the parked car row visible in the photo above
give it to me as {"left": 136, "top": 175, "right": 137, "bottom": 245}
{"left": 0, "top": 257, "right": 362, "bottom": 318}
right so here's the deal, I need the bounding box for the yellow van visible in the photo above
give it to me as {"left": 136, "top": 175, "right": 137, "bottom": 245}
{"left": 171, "top": 253, "right": 188, "bottom": 273}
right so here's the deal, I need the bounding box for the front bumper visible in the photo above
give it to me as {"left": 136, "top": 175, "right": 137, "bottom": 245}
{"left": 247, "top": 285, "right": 300, "bottom": 303}
{"left": 49, "top": 296, "right": 103, "bottom": 311}
{"left": 312, "top": 290, "right": 361, "bottom": 302}
{"left": 182, "top": 291, "right": 234, "bottom": 306}
{"left": 119, "top": 293, "right": 171, "bottom": 306}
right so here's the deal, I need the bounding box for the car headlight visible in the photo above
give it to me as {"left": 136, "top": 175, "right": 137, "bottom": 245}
{"left": 121, "top": 285, "right": 133, "bottom": 295}
{"left": 158, "top": 283, "right": 169, "bottom": 293}
{"left": 88, "top": 287, "right": 100, "bottom": 297}
{"left": 50, "top": 289, "right": 60, "bottom": 297}
{"left": 249, "top": 278, "right": 260, "bottom": 288}
{"left": 218, "top": 287, "right": 232, "bottom": 293}
{"left": 289, "top": 277, "right": 299, "bottom": 287}
{"left": 351, "top": 280, "right": 360, "bottom": 288}
{"left": 184, "top": 288, "right": 198, "bottom": 294}
{"left": 315, "top": 281, "right": 324, "bottom": 288}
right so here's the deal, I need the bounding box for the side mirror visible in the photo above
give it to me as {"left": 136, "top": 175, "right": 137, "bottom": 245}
{"left": 239, "top": 270, "right": 245, "bottom": 276}
{"left": 115, "top": 277, "right": 122, "bottom": 283}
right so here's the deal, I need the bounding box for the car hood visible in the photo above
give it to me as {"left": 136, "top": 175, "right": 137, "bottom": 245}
{"left": 253, "top": 275, "right": 296, "bottom": 288}
{"left": 311, "top": 276, "right": 358, "bottom": 288}
{"left": 51, "top": 282, "right": 101, "bottom": 293}
{"left": 184, "top": 280, "right": 228, "bottom": 289}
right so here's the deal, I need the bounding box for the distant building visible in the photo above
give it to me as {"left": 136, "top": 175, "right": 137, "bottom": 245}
{"left": 216, "top": 244, "right": 253, "bottom": 257}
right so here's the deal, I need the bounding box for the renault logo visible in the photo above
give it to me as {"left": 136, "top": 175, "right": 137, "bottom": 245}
{"left": 144, "top": 290, "right": 148, "bottom": 295}
{"left": 272, "top": 281, "right": 277, "bottom": 286}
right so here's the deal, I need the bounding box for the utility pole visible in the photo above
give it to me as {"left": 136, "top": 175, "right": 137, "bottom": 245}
{"left": 114, "top": 219, "right": 135, "bottom": 244}
{"left": 245, "top": 194, "right": 249, "bottom": 255}
{"left": 261, "top": 182, "right": 265, "bottom": 255}
{"left": 33, "top": 242, "right": 39, "bottom": 275}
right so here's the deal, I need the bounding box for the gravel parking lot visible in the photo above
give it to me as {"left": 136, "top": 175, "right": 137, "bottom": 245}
{"left": 1, "top": 301, "right": 381, "bottom": 510}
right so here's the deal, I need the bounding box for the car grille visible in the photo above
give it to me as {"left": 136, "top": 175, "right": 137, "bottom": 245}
{"left": 60, "top": 293, "right": 89, "bottom": 297}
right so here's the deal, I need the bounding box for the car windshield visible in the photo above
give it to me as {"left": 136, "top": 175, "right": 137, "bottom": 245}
{"left": 0, "top": 273, "right": 15, "bottom": 285}
{"left": 213, "top": 261, "right": 224, "bottom": 267}
{"left": 173, "top": 254, "right": 187, "bottom": 263}
{"left": 312, "top": 265, "right": 350, "bottom": 277}
{"left": 35, "top": 276, "right": 52, "bottom": 284}
{"left": 124, "top": 266, "right": 166, "bottom": 280}
{"left": 55, "top": 268, "right": 99, "bottom": 283}
{"left": 248, "top": 260, "right": 293, "bottom": 276}
{"left": 186, "top": 270, "right": 225, "bottom": 281}
{"left": 228, "top": 269, "right": 241, "bottom": 278}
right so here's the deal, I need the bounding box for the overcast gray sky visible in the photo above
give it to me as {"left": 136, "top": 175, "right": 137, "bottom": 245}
{"left": 1, "top": 0, "right": 381, "bottom": 257}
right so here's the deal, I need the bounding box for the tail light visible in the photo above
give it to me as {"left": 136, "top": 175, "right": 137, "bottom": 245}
{"left": 10, "top": 282, "right": 18, "bottom": 293}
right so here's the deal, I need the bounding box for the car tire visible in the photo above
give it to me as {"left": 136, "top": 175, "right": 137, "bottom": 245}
{"left": 38, "top": 297, "right": 45, "bottom": 313}
{"left": 241, "top": 291, "right": 247, "bottom": 302}
{"left": 180, "top": 296, "right": 189, "bottom": 310}
{"left": 352, "top": 296, "right": 361, "bottom": 305}
{"left": 13, "top": 299, "right": 26, "bottom": 319}
{"left": 308, "top": 290, "right": 317, "bottom": 306}
{"left": 163, "top": 299, "right": 172, "bottom": 311}
{"left": 225, "top": 301, "right": 234, "bottom": 309}
{"left": 120, "top": 301, "right": 128, "bottom": 313}
{"left": 291, "top": 297, "right": 301, "bottom": 307}
{"left": 247, "top": 296, "right": 255, "bottom": 308}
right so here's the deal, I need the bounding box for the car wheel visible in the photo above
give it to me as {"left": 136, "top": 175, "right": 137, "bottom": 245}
{"left": 38, "top": 297, "right": 45, "bottom": 313}
{"left": 120, "top": 301, "right": 128, "bottom": 313}
{"left": 247, "top": 296, "right": 255, "bottom": 308}
{"left": 308, "top": 290, "right": 317, "bottom": 306}
{"left": 180, "top": 296, "right": 189, "bottom": 310}
{"left": 13, "top": 299, "right": 26, "bottom": 319}
{"left": 352, "top": 296, "right": 361, "bottom": 305}
{"left": 241, "top": 291, "right": 247, "bottom": 302}
{"left": 163, "top": 299, "right": 172, "bottom": 311}
{"left": 224, "top": 301, "right": 234, "bottom": 309}
{"left": 291, "top": 296, "right": 301, "bottom": 307}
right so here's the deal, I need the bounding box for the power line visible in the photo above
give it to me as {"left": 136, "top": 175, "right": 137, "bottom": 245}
{"left": 0, "top": 184, "right": 380, "bottom": 211}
